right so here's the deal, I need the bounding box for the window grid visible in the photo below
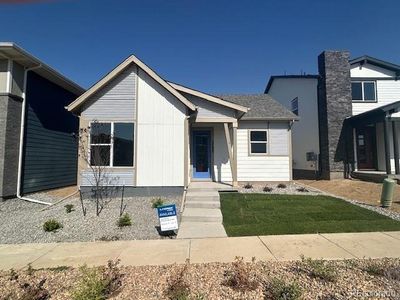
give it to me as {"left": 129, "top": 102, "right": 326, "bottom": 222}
{"left": 352, "top": 81, "right": 376, "bottom": 102}
{"left": 89, "top": 121, "right": 134, "bottom": 168}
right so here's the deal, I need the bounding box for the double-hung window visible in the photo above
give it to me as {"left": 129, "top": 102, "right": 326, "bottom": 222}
{"left": 249, "top": 130, "right": 268, "bottom": 154}
{"left": 351, "top": 81, "right": 376, "bottom": 101}
{"left": 90, "top": 122, "right": 134, "bottom": 167}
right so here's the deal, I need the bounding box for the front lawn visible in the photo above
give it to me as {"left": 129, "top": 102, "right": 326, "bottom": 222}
{"left": 220, "top": 193, "right": 400, "bottom": 236}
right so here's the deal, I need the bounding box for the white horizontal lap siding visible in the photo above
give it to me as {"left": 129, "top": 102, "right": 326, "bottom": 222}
{"left": 352, "top": 80, "right": 400, "bottom": 115}
{"left": 136, "top": 69, "right": 186, "bottom": 187}
{"left": 82, "top": 65, "right": 137, "bottom": 121}
{"left": 184, "top": 93, "right": 235, "bottom": 119}
{"left": 351, "top": 63, "right": 400, "bottom": 115}
{"left": 80, "top": 170, "right": 135, "bottom": 186}
{"left": 237, "top": 121, "right": 290, "bottom": 181}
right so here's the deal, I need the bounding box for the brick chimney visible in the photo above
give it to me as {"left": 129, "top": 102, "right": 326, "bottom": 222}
{"left": 317, "top": 51, "right": 353, "bottom": 179}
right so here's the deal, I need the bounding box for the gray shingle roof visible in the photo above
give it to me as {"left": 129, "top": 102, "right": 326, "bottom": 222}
{"left": 216, "top": 94, "right": 299, "bottom": 120}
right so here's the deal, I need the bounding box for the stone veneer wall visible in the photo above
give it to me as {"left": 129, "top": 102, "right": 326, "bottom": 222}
{"left": 317, "top": 51, "right": 353, "bottom": 179}
{"left": 0, "top": 94, "right": 22, "bottom": 198}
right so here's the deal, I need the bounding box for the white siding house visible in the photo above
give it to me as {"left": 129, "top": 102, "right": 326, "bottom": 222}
{"left": 67, "top": 55, "right": 297, "bottom": 194}
{"left": 267, "top": 76, "right": 319, "bottom": 177}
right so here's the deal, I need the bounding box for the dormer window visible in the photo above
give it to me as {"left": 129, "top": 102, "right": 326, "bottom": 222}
{"left": 351, "top": 81, "right": 376, "bottom": 101}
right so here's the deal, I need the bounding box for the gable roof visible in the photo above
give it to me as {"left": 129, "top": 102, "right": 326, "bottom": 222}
{"left": 0, "top": 42, "right": 84, "bottom": 95}
{"left": 168, "top": 82, "right": 249, "bottom": 113}
{"left": 67, "top": 55, "right": 196, "bottom": 112}
{"left": 264, "top": 75, "right": 319, "bottom": 93}
{"left": 350, "top": 55, "right": 400, "bottom": 75}
{"left": 217, "top": 94, "right": 299, "bottom": 121}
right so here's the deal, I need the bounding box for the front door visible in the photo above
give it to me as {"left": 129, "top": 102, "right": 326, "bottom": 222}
{"left": 193, "top": 130, "right": 211, "bottom": 179}
{"left": 356, "top": 126, "right": 376, "bottom": 170}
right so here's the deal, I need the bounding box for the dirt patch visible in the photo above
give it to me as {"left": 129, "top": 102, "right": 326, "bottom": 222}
{"left": 298, "top": 179, "right": 400, "bottom": 213}
{"left": 0, "top": 258, "right": 399, "bottom": 300}
{"left": 45, "top": 186, "right": 78, "bottom": 198}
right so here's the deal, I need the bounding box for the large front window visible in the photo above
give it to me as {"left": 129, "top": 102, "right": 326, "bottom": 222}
{"left": 90, "top": 122, "right": 134, "bottom": 167}
{"left": 352, "top": 81, "right": 376, "bottom": 101}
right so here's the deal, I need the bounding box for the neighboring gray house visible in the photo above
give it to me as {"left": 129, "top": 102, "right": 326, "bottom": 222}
{"left": 267, "top": 51, "right": 400, "bottom": 182}
{"left": 67, "top": 54, "right": 297, "bottom": 193}
{"left": 0, "top": 42, "right": 84, "bottom": 200}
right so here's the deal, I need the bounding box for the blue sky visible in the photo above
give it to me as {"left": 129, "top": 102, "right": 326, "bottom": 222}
{"left": 0, "top": 0, "right": 399, "bottom": 93}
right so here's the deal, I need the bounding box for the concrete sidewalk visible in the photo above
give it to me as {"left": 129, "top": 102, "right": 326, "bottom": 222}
{"left": 1, "top": 231, "right": 399, "bottom": 270}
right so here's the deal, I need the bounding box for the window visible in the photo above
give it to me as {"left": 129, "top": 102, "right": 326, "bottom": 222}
{"left": 351, "top": 81, "right": 376, "bottom": 101}
{"left": 249, "top": 130, "right": 268, "bottom": 154}
{"left": 291, "top": 97, "right": 299, "bottom": 115}
{"left": 90, "top": 122, "right": 134, "bottom": 167}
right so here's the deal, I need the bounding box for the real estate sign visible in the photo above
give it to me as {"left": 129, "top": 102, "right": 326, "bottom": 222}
{"left": 157, "top": 204, "right": 179, "bottom": 231}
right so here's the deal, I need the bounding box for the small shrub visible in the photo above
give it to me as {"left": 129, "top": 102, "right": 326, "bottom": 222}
{"left": 99, "top": 235, "right": 120, "bottom": 242}
{"left": 300, "top": 256, "right": 337, "bottom": 282}
{"left": 43, "top": 219, "right": 62, "bottom": 232}
{"left": 65, "top": 204, "right": 74, "bottom": 213}
{"left": 152, "top": 198, "right": 165, "bottom": 208}
{"left": 277, "top": 183, "right": 287, "bottom": 189}
{"left": 243, "top": 182, "right": 253, "bottom": 189}
{"left": 363, "top": 259, "right": 400, "bottom": 280}
{"left": 72, "top": 261, "right": 122, "bottom": 300}
{"left": 296, "top": 187, "right": 308, "bottom": 193}
{"left": 165, "top": 260, "right": 190, "bottom": 300}
{"left": 224, "top": 257, "right": 259, "bottom": 291}
{"left": 117, "top": 213, "right": 132, "bottom": 227}
{"left": 26, "top": 263, "right": 35, "bottom": 276}
{"left": 19, "top": 279, "right": 50, "bottom": 300}
{"left": 9, "top": 268, "right": 18, "bottom": 281}
{"left": 267, "top": 278, "right": 302, "bottom": 300}
{"left": 363, "top": 259, "right": 385, "bottom": 276}
{"left": 71, "top": 265, "right": 107, "bottom": 300}
{"left": 263, "top": 186, "right": 273, "bottom": 192}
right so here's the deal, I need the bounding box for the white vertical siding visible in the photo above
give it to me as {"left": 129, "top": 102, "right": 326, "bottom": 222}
{"left": 0, "top": 59, "right": 8, "bottom": 93}
{"left": 82, "top": 65, "right": 137, "bottom": 121}
{"left": 136, "top": 68, "right": 186, "bottom": 186}
{"left": 237, "top": 121, "right": 290, "bottom": 181}
{"left": 184, "top": 93, "right": 236, "bottom": 119}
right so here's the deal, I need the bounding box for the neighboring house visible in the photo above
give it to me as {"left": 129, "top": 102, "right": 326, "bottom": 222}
{"left": 67, "top": 55, "right": 297, "bottom": 194}
{"left": 0, "top": 42, "right": 84, "bottom": 200}
{"left": 266, "top": 51, "right": 400, "bottom": 181}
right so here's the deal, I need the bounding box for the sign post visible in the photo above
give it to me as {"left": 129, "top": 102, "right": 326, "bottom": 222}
{"left": 157, "top": 204, "right": 179, "bottom": 232}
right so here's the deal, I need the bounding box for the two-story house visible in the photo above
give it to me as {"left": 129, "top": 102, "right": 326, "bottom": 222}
{"left": 266, "top": 51, "right": 400, "bottom": 182}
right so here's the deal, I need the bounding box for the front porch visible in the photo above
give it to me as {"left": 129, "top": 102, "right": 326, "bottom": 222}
{"left": 347, "top": 101, "right": 400, "bottom": 181}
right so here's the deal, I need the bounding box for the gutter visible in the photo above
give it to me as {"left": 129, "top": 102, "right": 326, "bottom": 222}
{"left": 16, "top": 64, "right": 52, "bottom": 205}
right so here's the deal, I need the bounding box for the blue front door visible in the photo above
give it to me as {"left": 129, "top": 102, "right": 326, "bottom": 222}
{"left": 193, "top": 130, "right": 211, "bottom": 179}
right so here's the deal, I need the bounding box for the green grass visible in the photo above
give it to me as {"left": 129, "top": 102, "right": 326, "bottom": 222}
{"left": 220, "top": 193, "right": 400, "bottom": 236}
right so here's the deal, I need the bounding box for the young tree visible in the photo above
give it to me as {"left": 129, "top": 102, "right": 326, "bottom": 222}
{"left": 77, "top": 121, "right": 119, "bottom": 216}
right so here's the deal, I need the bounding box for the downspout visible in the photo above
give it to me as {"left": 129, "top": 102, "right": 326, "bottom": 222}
{"left": 16, "top": 64, "right": 52, "bottom": 205}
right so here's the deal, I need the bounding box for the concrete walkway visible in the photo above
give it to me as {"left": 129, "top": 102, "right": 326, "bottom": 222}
{"left": 177, "top": 182, "right": 233, "bottom": 239}
{"left": 1, "top": 231, "right": 399, "bottom": 270}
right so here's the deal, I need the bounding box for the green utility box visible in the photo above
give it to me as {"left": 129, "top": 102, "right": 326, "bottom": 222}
{"left": 381, "top": 178, "right": 396, "bottom": 208}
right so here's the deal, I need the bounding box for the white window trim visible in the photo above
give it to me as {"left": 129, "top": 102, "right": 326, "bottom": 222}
{"left": 352, "top": 81, "right": 377, "bottom": 102}
{"left": 291, "top": 97, "right": 299, "bottom": 115}
{"left": 89, "top": 121, "right": 135, "bottom": 168}
{"left": 248, "top": 129, "right": 269, "bottom": 156}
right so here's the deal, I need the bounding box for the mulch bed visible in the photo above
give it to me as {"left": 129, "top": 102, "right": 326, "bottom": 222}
{"left": 0, "top": 258, "right": 399, "bottom": 299}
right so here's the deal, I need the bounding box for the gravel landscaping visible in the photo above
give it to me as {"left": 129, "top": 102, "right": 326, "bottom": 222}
{"left": 0, "top": 192, "right": 182, "bottom": 244}
{"left": 239, "top": 181, "right": 322, "bottom": 195}
{"left": 0, "top": 258, "right": 399, "bottom": 299}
